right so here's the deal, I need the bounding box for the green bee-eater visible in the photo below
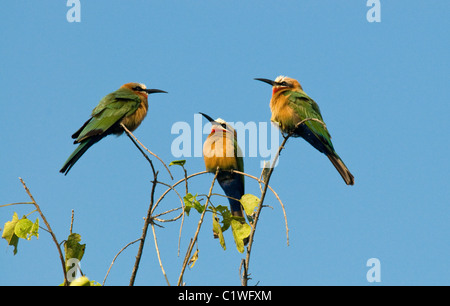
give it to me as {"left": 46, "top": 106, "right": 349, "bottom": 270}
{"left": 60, "top": 82, "right": 167, "bottom": 175}
{"left": 255, "top": 76, "right": 354, "bottom": 185}
{"left": 201, "top": 113, "right": 245, "bottom": 217}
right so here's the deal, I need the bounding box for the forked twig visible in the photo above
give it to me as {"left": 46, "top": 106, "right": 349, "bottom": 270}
{"left": 121, "top": 123, "right": 173, "bottom": 180}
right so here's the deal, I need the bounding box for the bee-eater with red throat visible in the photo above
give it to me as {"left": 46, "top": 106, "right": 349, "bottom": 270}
{"left": 60, "top": 82, "right": 167, "bottom": 175}
{"left": 201, "top": 113, "right": 245, "bottom": 217}
{"left": 255, "top": 76, "right": 354, "bottom": 185}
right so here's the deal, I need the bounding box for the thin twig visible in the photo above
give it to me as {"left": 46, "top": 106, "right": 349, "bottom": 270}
{"left": 152, "top": 181, "right": 184, "bottom": 222}
{"left": 177, "top": 168, "right": 219, "bottom": 286}
{"left": 152, "top": 171, "right": 209, "bottom": 215}
{"left": 151, "top": 222, "right": 170, "bottom": 286}
{"left": 129, "top": 172, "right": 159, "bottom": 286}
{"left": 0, "top": 202, "right": 34, "bottom": 207}
{"left": 69, "top": 209, "right": 74, "bottom": 235}
{"left": 18, "top": 178, "right": 69, "bottom": 286}
{"left": 121, "top": 123, "right": 173, "bottom": 180}
{"left": 103, "top": 238, "right": 141, "bottom": 286}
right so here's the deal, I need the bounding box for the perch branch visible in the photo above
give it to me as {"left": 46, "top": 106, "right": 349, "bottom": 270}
{"left": 121, "top": 123, "right": 173, "bottom": 180}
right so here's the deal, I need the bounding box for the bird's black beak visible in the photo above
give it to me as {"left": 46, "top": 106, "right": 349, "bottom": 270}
{"left": 199, "top": 112, "right": 216, "bottom": 123}
{"left": 145, "top": 88, "right": 168, "bottom": 94}
{"left": 254, "top": 78, "right": 276, "bottom": 86}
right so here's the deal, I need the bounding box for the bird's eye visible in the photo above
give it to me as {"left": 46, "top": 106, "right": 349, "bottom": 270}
{"left": 280, "top": 81, "right": 289, "bottom": 86}
{"left": 221, "top": 123, "right": 227, "bottom": 129}
{"left": 133, "top": 86, "right": 143, "bottom": 91}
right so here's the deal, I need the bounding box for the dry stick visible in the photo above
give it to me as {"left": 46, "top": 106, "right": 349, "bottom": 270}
{"left": 69, "top": 209, "right": 74, "bottom": 235}
{"left": 102, "top": 238, "right": 141, "bottom": 286}
{"left": 122, "top": 127, "right": 160, "bottom": 286}
{"left": 153, "top": 181, "right": 185, "bottom": 222}
{"left": 120, "top": 123, "right": 173, "bottom": 180}
{"left": 18, "top": 177, "right": 69, "bottom": 286}
{"left": 0, "top": 202, "right": 33, "bottom": 207}
{"left": 177, "top": 168, "right": 219, "bottom": 286}
{"left": 151, "top": 222, "right": 170, "bottom": 285}
{"left": 151, "top": 171, "right": 209, "bottom": 258}
{"left": 129, "top": 173, "right": 159, "bottom": 286}
{"left": 241, "top": 118, "right": 325, "bottom": 286}
{"left": 153, "top": 180, "right": 186, "bottom": 257}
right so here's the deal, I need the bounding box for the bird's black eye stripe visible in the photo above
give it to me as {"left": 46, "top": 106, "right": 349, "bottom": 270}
{"left": 280, "top": 81, "right": 289, "bottom": 86}
{"left": 133, "top": 86, "right": 143, "bottom": 91}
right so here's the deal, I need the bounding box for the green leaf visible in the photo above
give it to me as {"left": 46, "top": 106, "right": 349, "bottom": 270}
{"left": 2, "top": 212, "right": 20, "bottom": 255}
{"left": 183, "top": 193, "right": 204, "bottom": 215}
{"left": 240, "top": 194, "right": 260, "bottom": 217}
{"left": 14, "top": 218, "right": 32, "bottom": 239}
{"left": 64, "top": 233, "right": 86, "bottom": 274}
{"left": 230, "top": 218, "right": 251, "bottom": 253}
{"left": 169, "top": 160, "right": 186, "bottom": 167}
{"left": 213, "top": 205, "right": 231, "bottom": 232}
{"left": 212, "top": 212, "right": 226, "bottom": 250}
{"left": 69, "top": 276, "right": 91, "bottom": 286}
{"left": 15, "top": 217, "right": 39, "bottom": 240}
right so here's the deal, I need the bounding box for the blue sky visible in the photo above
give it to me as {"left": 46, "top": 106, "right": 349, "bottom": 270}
{"left": 1, "top": 1, "right": 449, "bottom": 286}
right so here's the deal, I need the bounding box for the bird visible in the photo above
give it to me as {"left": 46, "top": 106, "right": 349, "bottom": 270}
{"left": 255, "top": 76, "right": 354, "bottom": 185}
{"left": 60, "top": 82, "right": 167, "bottom": 175}
{"left": 200, "top": 112, "right": 246, "bottom": 217}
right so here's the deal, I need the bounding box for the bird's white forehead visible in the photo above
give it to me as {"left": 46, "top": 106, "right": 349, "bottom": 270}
{"left": 274, "top": 75, "right": 288, "bottom": 83}
{"left": 215, "top": 118, "right": 235, "bottom": 133}
{"left": 215, "top": 118, "right": 226, "bottom": 125}
{"left": 138, "top": 83, "right": 147, "bottom": 89}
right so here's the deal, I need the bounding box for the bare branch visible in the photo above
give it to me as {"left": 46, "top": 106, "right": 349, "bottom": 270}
{"left": 177, "top": 168, "right": 219, "bottom": 286}
{"left": 18, "top": 178, "right": 69, "bottom": 286}
{"left": 129, "top": 170, "right": 159, "bottom": 286}
{"left": 103, "top": 238, "right": 141, "bottom": 286}
{"left": 151, "top": 222, "right": 170, "bottom": 285}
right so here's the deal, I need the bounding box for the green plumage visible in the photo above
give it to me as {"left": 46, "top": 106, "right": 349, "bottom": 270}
{"left": 255, "top": 76, "right": 354, "bottom": 185}
{"left": 60, "top": 87, "right": 143, "bottom": 175}
{"left": 285, "top": 90, "right": 334, "bottom": 151}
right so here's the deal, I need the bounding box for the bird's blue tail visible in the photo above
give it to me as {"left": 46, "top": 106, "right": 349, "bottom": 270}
{"left": 217, "top": 171, "right": 245, "bottom": 217}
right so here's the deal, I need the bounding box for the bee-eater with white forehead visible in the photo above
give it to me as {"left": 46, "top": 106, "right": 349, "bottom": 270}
{"left": 201, "top": 113, "right": 245, "bottom": 217}
{"left": 255, "top": 76, "right": 354, "bottom": 185}
{"left": 60, "top": 82, "right": 167, "bottom": 175}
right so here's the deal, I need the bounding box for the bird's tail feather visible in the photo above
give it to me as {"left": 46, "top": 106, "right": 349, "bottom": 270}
{"left": 59, "top": 138, "right": 98, "bottom": 175}
{"left": 327, "top": 154, "right": 355, "bottom": 186}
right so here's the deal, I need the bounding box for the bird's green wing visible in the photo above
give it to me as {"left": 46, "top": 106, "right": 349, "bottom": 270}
{"left": 75, "top": 89, "right": 141, "bottom": 142}
{"left": 286, "top": 90, "right": 334, "bottom": 149}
